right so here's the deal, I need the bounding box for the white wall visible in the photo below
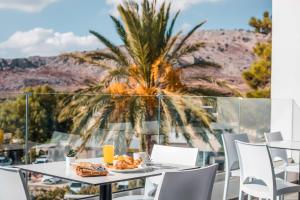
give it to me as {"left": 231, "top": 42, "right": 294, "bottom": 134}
{"left": 293, "top": 102, "right": 300, "bottom": 141}
{"left": 271, "top": 99, "right": 293, "bottom": 140}
{"left": 272, "top": 0, "right": 300, "bottom": 104}
{"left": 271, "top": 0, "right": 300, "bottom": 140}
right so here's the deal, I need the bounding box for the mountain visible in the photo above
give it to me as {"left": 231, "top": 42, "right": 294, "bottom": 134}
{"left": 0, "top": 30, "right": 270, "bottom": 96}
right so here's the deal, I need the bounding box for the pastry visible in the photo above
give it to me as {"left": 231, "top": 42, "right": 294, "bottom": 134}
{"left": 74, "top": 162, "right": 108, "bottom": 177}
{"left": 110, "top": 155, "right": 142, "bottom": 170}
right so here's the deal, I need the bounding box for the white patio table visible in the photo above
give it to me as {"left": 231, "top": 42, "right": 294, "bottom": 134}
{"left": 16, "top": 158, "right": 198, "bottom": 200}
{"left": 267, "top": 140, "right": 300, "bottom": 200}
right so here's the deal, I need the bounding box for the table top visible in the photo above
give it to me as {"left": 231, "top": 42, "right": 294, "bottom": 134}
{"left": 16, "top": 158, "right": 197, "bottom": 185}
{"left": 267, "top": 140, "right": 300, "bottom": 151}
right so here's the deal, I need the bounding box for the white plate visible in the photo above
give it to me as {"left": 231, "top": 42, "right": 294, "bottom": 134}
{"left": 108, "top": 166, "right": 151, "bottom": 173}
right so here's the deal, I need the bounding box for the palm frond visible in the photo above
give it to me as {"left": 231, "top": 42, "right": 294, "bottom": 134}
{"left": 181, "top": 98, "right": 213, "bottom": 129}
{"left": 72, "top": 95, "right": 112, "bottom": 134}
{"left": 110, "top": 15, "right": 128, "bottom": 46}
{"left": 90, "top": 30, "right": 129, "bottom": 67}
{"left": 166, "top": 11, "right": 180, "bottom": 42}
{"left": 79, "top": 102, "right": 115, "bottom": 152}
{"left": 168, "top": 21, "right": 206, "bottom": 61}
{"left": 61, "top": 52, "right": 112, "bottom": 69}
{"left": 84, "top": 51, "right": 119, "bottom": 62}
{"left": 108, "top": 68, "right": 130, "bottom": 81}
{"left": 216, "top": 80, "right": 245, "bottom": 97}
{"left": 176, "top": 42, "right": 205, "bottom": 58}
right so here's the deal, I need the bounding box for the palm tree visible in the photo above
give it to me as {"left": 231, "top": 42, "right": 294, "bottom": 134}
{"left": 58, "top": 0, "right": 224, "bottom": 152}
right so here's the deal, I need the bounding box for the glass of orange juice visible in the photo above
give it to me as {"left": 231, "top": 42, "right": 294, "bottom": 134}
{"left": 103, "top": 143, "right": 114, "bottom": 165}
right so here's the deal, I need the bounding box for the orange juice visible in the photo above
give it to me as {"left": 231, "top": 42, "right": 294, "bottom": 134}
{"left": 103, "top": 145, "right": 114, "bottom": 164}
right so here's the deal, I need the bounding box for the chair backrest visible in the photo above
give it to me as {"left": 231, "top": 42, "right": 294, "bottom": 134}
{"left": 222, "top": 133, "right": 249, "bottom": 171}
{"left": 235, "top": 141, "right": 276, "bottom": 199}
{"left": 150, "top": 145, "right": 199, "bottom": 166}
{"left": 264, "top": 131, "right": 289, "bottom": 163}
{"left": 145, "top": 145, "right": 199, "bottom": 196}
{"left": 154, "top": 164, "right": 218, "bottom": 200}
{"left": 0, "top": 167, "right": 29, "bottom": 200}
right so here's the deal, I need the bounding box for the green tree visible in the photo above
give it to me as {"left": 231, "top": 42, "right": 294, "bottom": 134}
{"left": 0, "top": 85, "right": 58, "bottom": 143}
{"left": 243, "top": 42, "right": 271, "bottom": 98}
{"left": 59, "top": 0, "right": 223, "bottom": 152}
{"left": 243, "top": 11, "right": 272, "bottom": 98}
{"left": 249, "top": 11, "right": 272, "bottom": 35}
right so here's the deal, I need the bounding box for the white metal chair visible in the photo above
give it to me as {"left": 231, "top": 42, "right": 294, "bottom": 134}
{"left": 265, "top": 131, "right": 299, "bottom": 179}
{"left": 222, "top": 133, "right": 249, "bottom": 200}
{"left": 236, "top": 141, "right": 300, "bottom": 200}
{"left": 154, "top": 164, "right": 218, "bottom": 200}
{"left": 111, "top": 164, "right": 218, "bottom": 200}
{"left": 0, "top": 167, "right": 30, "bottom": 200}
{"left": 114, "top": 145, "right": 199, "bottom": 200}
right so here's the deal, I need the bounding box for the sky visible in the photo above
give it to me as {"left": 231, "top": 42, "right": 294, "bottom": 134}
{"left": 0, "top": 0, "right": 271, "bottom": 58}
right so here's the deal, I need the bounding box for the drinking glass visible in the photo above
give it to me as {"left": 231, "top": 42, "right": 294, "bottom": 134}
{"left": 103, "top": 141, "right": 114, "bottom": 165}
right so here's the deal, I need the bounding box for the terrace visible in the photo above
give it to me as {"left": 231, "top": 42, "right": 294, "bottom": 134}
{"left": 1, "top": 93, "right": 300, "bottom": 199}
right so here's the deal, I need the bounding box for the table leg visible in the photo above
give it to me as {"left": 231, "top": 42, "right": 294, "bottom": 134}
{"left": 99, "top": 184, "right": 112, "bottom": 200}
{"left": 298, "top": 153, "right": 300, "bottom": 200}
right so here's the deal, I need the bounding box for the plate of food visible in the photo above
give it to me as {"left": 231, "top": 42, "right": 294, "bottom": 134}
{"left": 73, "top": 162, "right": 109, "bottom": 177}
{"left": 106, "top": 155, "right": 150, "bottom": 173}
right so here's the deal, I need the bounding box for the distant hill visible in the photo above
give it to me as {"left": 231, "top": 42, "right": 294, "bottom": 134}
{"left": 0, "top": 30, "right": 270, "bottom": 96}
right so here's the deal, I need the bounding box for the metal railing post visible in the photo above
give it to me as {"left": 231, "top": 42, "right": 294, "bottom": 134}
{"left": 25, "top": 92, "right": 31, "bottom": 165}
{"left": 157, "top": 93, "right": 162, "bottom": 144}
{"left": 238, "top": 98, "right": 241, "bottom": 134}
{"left": 202, "top": 151, "right": 206, "bottom": 167}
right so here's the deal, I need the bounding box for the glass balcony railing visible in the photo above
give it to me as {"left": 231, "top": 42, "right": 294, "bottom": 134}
{"left": 0, "top": 92, "right": 296, "bottom": 198}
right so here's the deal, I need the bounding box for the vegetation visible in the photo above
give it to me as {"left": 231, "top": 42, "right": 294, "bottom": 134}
{"left": 0, "top": 129, "right": 4, "bottom": 144}
{"left": 243, "top": 11, "right": 272, "bottom": 98}
{"left": 34, "top": 187, "right": 69, "bottom": 200}
{"left": 29, "top": 148, "right": 38, "bottom": 164}
{"left": 67, "top": 149, "right": 77, "bottom": 157}
{"left": 249, "top": 11, "right": 272, "bottom": 35}
{"left": 78, "top": 185, "right": 100, "bottom": 195}
{"left": 77, "top": 181, "right": 140, "bottom": 195}
{"left": 243, "top": 42, "right": 271, "bottom": 98}
{"left": 59, "top": 0, "right": 224, "bottom": 152}
{"left": 0, "top": 85, "right": 59, "bottom": 143}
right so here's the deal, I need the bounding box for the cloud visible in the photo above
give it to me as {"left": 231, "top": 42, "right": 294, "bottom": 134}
{"left": 0, "top": 28, "right": 101, "bottom": 58}
{"left": 105, "top": 0, "right": 220, "bottom": 15}
{"left": 0, "top": 0, "right": 59, "bottom": 12}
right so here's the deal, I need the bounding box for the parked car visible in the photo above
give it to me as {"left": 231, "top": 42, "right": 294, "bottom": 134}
{"left": 41, "top": 175, "right": 62, "bottom": 185}
{"left": 0, "top": 156, "right": 12, "bottom": 166}
{"left": 34, "top": 155, "right": 49, "bottom": 164}
{"left": 69, "top": 182, "right": 87, "bottom": 194}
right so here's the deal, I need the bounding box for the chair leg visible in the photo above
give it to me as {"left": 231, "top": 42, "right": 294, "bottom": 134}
{"left": 284, "top": 170, "right": 287, "bottom": 181}
{"left": 276, "top": 195, "right": 284, "bottom": 200}
{"left": 239, "top": 190, "right": 244, "bottom": 200}
{"left": 282, "top": 171, "right": 286, "bottom": 200}
{"left": 223, "top": 171, "right": 230, "bottom": 200}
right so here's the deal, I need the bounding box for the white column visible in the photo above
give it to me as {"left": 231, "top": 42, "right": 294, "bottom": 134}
{"left": 272, "top": 0, "right": 300, "bottom": 140}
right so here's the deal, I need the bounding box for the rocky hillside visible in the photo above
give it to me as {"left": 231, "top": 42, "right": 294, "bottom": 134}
{"left": 0, "top": 30, "right": 270, "bottom": 95}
